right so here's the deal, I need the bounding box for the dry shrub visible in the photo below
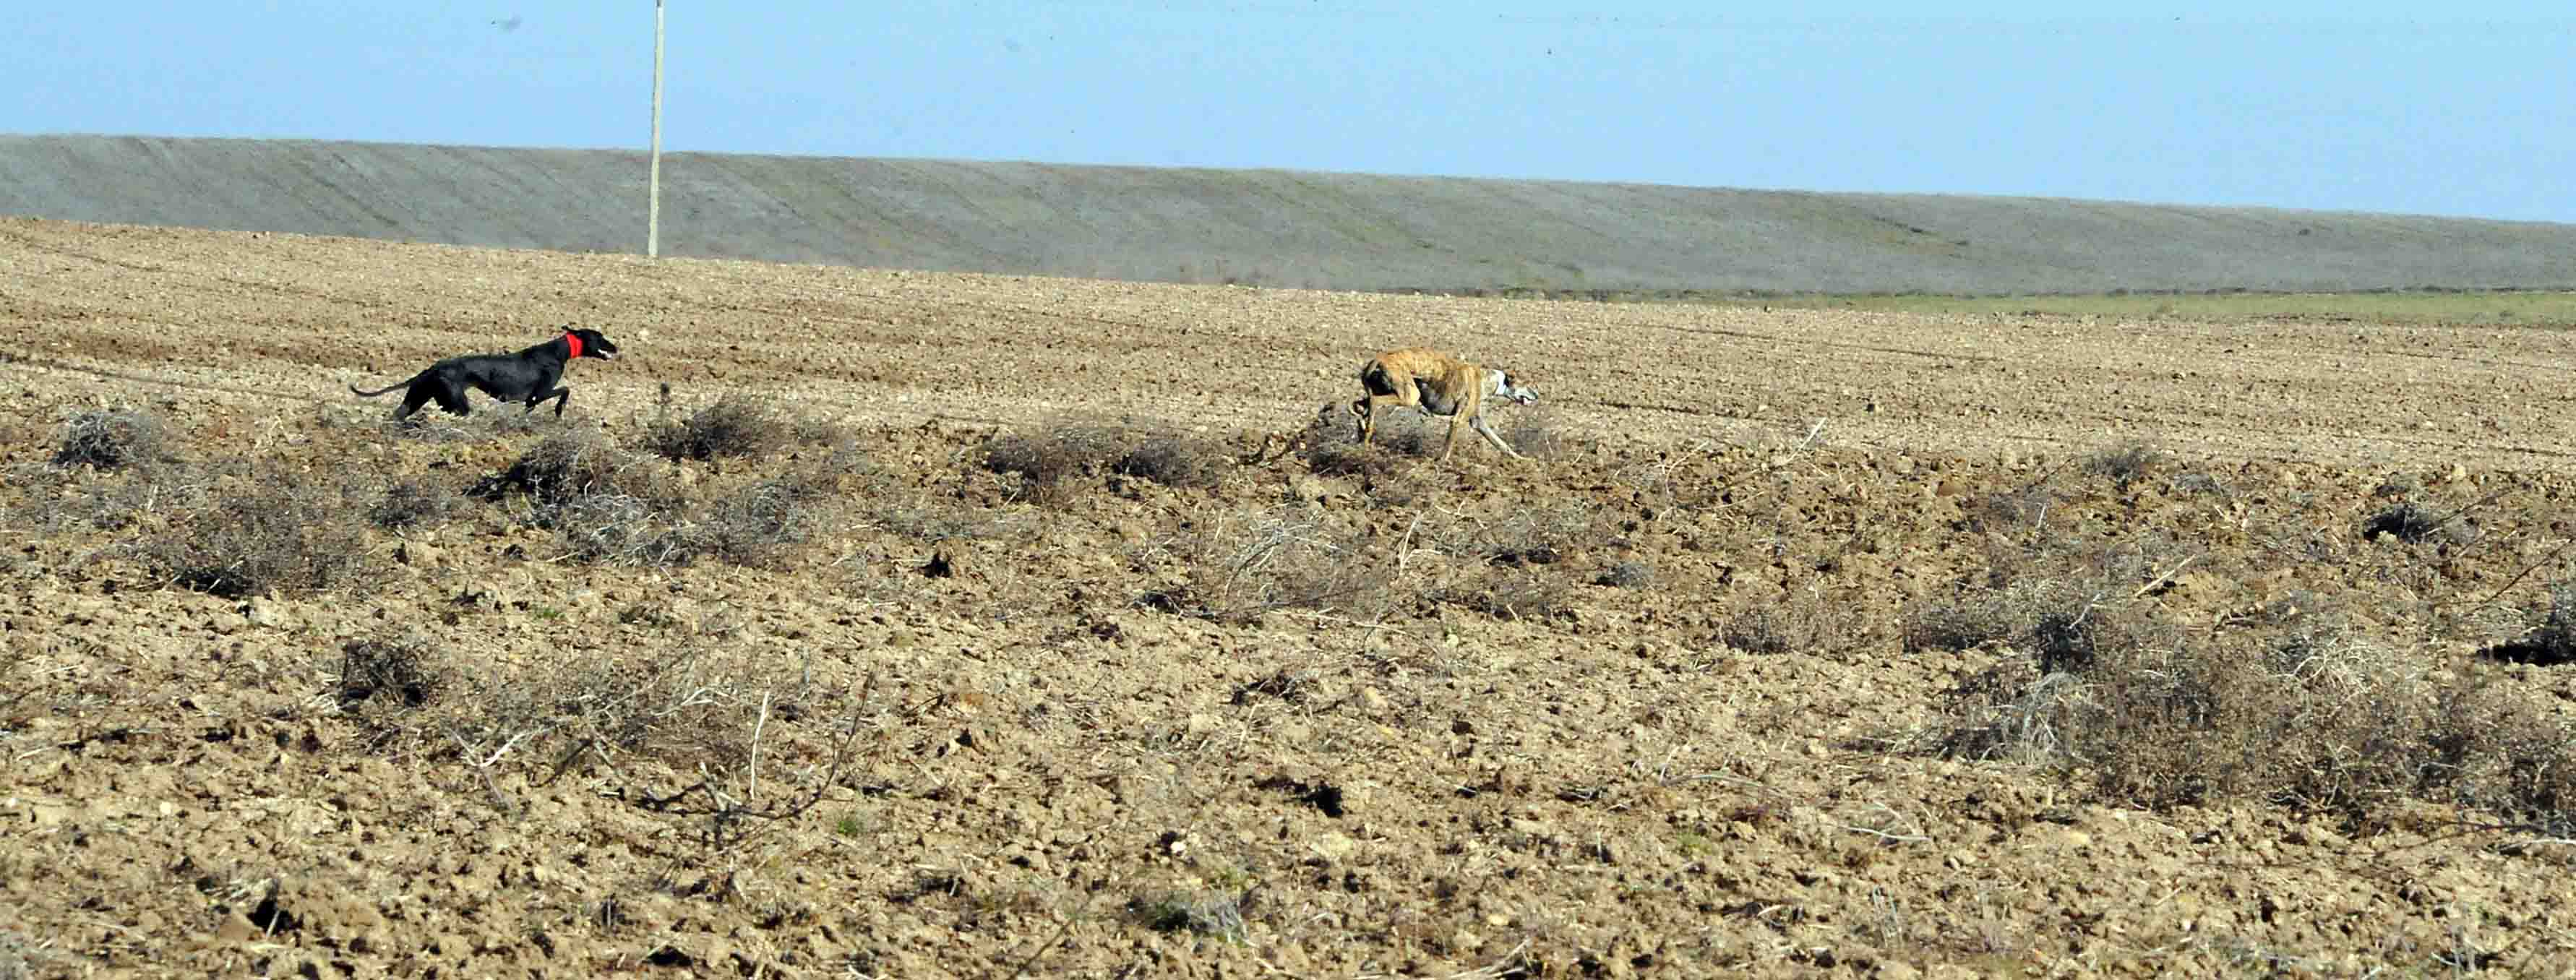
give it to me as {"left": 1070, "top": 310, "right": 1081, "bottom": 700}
{"left": 388, "top": 411, "right": 545, "bottom": 443}
{"left": 1594, "top": 559, "right": 1654, "bottom": 588}
{"left": 1129, "top": 891, "right": 1250, "bottom": 942}
{"left": 368, "top": 477, "right": 463, "bottom": 531}
{"left": 1394, "top": 500, "right": 1602, "bottom": 621}
{"left": 546, "top": 471, "right": 835, "bottom": 570}
{"left": 2424, "top": 679, "right": 2576, "bottom": 824}
{"left": 1962, "top": 481, "right": 2061, "bottom": 534}
{"left": 1171, "top": 510, "right": 1396, "bottom": 623}
{"left": 1900, "top": 589, "right": 2025, "bottom": 653}
{"left": 7, "top": 462, "right": 166, "bottom": 533}
{"left": 1908, "top": 529, "right": 2172, "bottom": 657}
{"left": 53, "top": 408, "right": 171, "bottom": 470}
{"left": 545, "top": 494, "right": 703, "bottom": 567}
{"left": 692, "top": 468, "right": 842, "bottom": 569}
{"left": 791, "top": 414, "right": 853, "bottom": 448}
{"left": 495, "top": 430, "right": 687, "bottom": 563}
{"left": 2079, "top": 439, "right": 2163, "bottom": 490}
{"left": 1300, "top": 405, "right": 1438, "bottom": 478}
{"left": 338, "top": 635, "right": 448, "bottom": 708}
{"left": 434, "top": 645, "right": 789, "bottom": 774}
{"left": 866, "top": 488, "right": 1031, "bottom": 543}
{"left": 1918, "top": 595, "right": 2576, "bottom": 825}
{"left": 471, "top": 430, "right": 828, "bottom": 569}
{"left": 1112, "top": 429, "right": 1233, "bottom": 489}
{"left": 976, "top": 421, "right": 1232, "bottom": 497}
{"left": 980, "top": 424, "right": 1124, "bottom": 501}
{"left": 644, "top": 393, "right": 793, "bottom": 463}
{"left": 139, "top": 459, "right": 376, "bottom": 598}
{"left": 1918, "top": 659, "right": 2090, "bottom": 766}
{"left": 336, "top": 635, "right": 452, "bottom": 750}
{"left": 470, "top": 430, "right": 668, "bottom": 506}
{"left": 1720, "top": 590, "right": 1860, "bottom": 654}
{"left": 338, "top": 639, "right": 874, "bottom": 838}
{"left": 1425, "top": 499, "right": 1605, "bottom": 566}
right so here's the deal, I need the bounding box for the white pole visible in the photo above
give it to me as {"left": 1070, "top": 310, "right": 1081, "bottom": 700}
{"left": 648, "top": 0, "right": 666, "bottom": 258}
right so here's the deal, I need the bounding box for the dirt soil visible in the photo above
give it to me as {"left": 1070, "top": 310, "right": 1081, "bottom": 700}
{"left": 4, "top": 216, "right": 2576, "bottom": 978}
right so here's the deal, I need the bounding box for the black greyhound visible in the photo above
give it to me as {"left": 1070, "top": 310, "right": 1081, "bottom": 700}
{"left": 350, "top": 327, "right": 621, "bottom": 421}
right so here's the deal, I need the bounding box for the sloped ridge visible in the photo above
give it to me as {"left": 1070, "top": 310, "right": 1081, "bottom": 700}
{"left": 6, "top": 132, "right": 2575, "bottom": 294}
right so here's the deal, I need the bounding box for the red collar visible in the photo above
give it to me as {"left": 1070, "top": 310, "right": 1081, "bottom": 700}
{"left": 562, "top": 332, "right": 583, "bottom": 360}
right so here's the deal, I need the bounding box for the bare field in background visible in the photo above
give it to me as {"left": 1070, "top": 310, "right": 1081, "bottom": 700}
{"left": 11, "top": 134, "right": 2576, "bottom": 295}
{"left": 5, "top": 218, "right": 2576, "bottom": 978}
{"left": 1704, "top": 288, "right": 2576, "bottom": 327}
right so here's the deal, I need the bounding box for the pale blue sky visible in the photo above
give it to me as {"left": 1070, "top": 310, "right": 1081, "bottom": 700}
{"left": 12, "top": 2, "right": 2574, "bottom": 221}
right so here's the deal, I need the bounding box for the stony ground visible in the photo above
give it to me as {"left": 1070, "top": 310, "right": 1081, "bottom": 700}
{"left": 4, "top": 217, "right": 2576, "bottom": 979}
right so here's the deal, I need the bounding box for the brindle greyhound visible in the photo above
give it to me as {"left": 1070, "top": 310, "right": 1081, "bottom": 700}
{"left": 1349, "top": 346, "right": 1537, "bottom": 460}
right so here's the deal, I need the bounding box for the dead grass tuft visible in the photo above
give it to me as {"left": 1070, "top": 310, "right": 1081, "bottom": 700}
{"left": 367, "top": 477, "right": 464, "bottom": 531}
{"left": 980, "top": 424, "right": 1124, "bottom": 501}
{"left": 978, "top": 421, "right": 1235, "bottom": 498}
{"left": 467, "top": 429, "right": 833, "bottom": 569}
{"left": 1961, "top": 481, "right": 2061, "bottom": 534}
{"left": 470, "top": 430, "right": 666, "bottom": 506}
{"left": 690, "top": 468, "right": 841, "bottom": 570}
{"left": 337, "top": 635, "right": 450, "bottom": 710}
{"left": 2079, "top": 439, "right": 2163, "bottom": 490}
{"left": 1900, "top": 590, "right": 2025, "bottom": 653}
{"left": 1129, "top": 890, "right": 1250, "bottom": 942}
{"left": 1299, "top": 405, "right": 1438, "bottom": 477}
{"left": 52, "top": 407, "right": 172, "bottom": 470}
{"left": 332, "top": 637, "right": 873, "bottom": 844}
{"left": 1720, "top": 590, "right": 1861, "bottom": 654}
{"left": 139, "top": 459, "right": 377, "bottom": 598}
{"left": 1112, "top": 429, "right": 1234, "bottom": 489}
{"left": 1915, "top": 574, "right": 2576, "bottom": 824}
{"left": 1172, "top": 510, "right": 1396, "bottom": 623}
{"left": 1594, "top": 559, "right": 1654, "bottom": 588}
{"left": 644, "top": 393, "right": 794, "bottom": 463}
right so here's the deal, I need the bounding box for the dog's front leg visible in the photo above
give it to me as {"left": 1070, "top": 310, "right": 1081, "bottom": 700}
{"left": 1469, "top": 413, "right": 1521, "bottom": 459}
{"left": 526, "top": 387, "right": 572, "bottom": 417}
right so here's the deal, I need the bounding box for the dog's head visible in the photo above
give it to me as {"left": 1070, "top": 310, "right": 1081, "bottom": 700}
{"left": 562, "top": 327, "right": 621, "bottom": 361}
{"left": 1489, "top": 369, "right": 1537, "bottom": 405}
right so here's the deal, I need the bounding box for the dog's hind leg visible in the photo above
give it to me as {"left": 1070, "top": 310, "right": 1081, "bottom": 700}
{"left": 432, "top": 384, "right": 472, "bottom": 417}
{"left": 393, "top": 384, "right": 442, "bottom": 421}
{"left": 1357, "top": 392, "right": 1415, "bottom": 446}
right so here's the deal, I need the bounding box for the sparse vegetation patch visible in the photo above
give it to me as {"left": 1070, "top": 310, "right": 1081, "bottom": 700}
{"left": 52, "top": 407, "right": 171, "bottom": 470}
{"left": 139, "top": 460, "right": 376, "bottom": 598}
{"left": 645, "top": 392, "right": 794, "bottom": 463}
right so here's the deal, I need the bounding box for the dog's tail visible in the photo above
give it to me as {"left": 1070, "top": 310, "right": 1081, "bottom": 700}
{"left": 348, "top": 372, "right": 423, "bottom": 399}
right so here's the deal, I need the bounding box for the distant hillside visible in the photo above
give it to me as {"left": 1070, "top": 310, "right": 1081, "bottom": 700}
{"left": 7, "top": 133, "right": 2575, "bottom": 295}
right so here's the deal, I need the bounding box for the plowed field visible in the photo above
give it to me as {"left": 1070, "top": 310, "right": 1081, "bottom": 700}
{"left": 4, "top": 217, "right": 2576, "bottom": 979}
